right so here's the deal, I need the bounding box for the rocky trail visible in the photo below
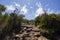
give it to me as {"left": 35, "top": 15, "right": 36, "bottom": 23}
{"left": 12, "top": 25, "right": 48, "bottom": 40}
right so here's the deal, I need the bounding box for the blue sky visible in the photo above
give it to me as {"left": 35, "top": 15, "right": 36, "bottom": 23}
{"left": 0, "top": 0, "right": 60, "bottom": 20}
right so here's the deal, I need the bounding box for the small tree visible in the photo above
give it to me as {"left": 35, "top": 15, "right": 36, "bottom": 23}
{"left": 0, "top": 4, "right": 6, "bottom": 14}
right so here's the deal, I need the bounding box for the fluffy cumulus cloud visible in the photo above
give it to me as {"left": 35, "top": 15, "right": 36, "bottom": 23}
{"left": 6, "top": 5, "right": 15, "bottom": 11}
{"left": 21, "top": 5, "right": 28, "bottom": 14}
{"left": 6, "top": 3, "right": 28, "bottom": 14}
{"left": 35, "top": 2, "right": 55, "bottom": 17}
{"left": 35, "top": 2, "right": 44, "bottom": 17}
{"left": 6, "top": 2, "right": 21, "bottom": 12}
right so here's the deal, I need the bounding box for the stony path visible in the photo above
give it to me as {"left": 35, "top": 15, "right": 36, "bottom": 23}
{"left": 14, "top": 25, "right": 48, "bottom": 40}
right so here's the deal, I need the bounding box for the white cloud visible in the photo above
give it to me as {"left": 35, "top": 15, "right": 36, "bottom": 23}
{"left": 6, "top": 4, "right": 28, "bottom": 14}
{"left": 35, "top": 2, "right": 44, "bottom": 17}
{"left": 30, "top": 6, "right": 33, "bottom": 8}
{"left": 6, "top": 2, "right": 21, "bottom": 12}
{"left": 14, "top": 2, "right": 20, "bottom": 7}
{"left": 47, "top": 8, "right": 54, "bottom": 14}
{"left": 5, "top": 2, "right": 21, "bottom": 13}
{"left": 35, "top": 2, "right": 56, "bottom": 17}
{"left": 21, "top": 5, "right": 28, "bottom": 14}
{"left": 6, "top": 5, "right": 15, "bottom": 11}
